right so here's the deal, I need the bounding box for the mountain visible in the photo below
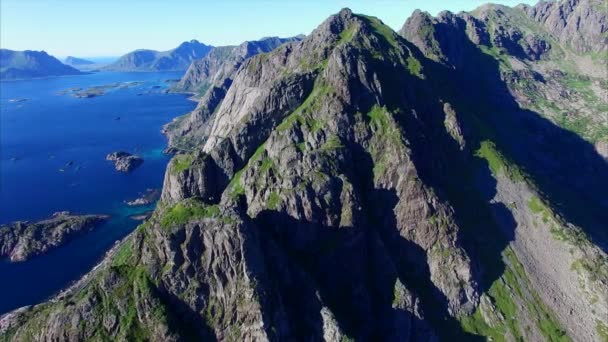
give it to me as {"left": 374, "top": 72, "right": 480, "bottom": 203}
{"left": 166, "top": 36, "right": 304, "bottom": 150}
{"left": 1, "top": 1, "right": 607, "bottom": 341}
{"left": 173, "top": 36, "right": 304, "bottom": 95}
{"left": 0, "top": 49, "right": 82, "bottom": 80}
{"left": 103, "top": 40, "right": 213, "bottom": 72}
{"left": 64, "top": 56, "right": 95, "bottom": 66}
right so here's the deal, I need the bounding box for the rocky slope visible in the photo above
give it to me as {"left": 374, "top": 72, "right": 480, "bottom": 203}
{"left": 2, "top": 1, "right": 607, "bottom": 341}
{"left": 164, "top": 36, "right": 303, "bottom": 151}
{"left": 104, "top": 40, "right": 213, "bottom": 72}
{"left": 400, "top": 0, "right": 608, "bottom": 340}
{"left": 0, "top": 49, "right": 82, "bottom": 80}
{"left": 0, "top": 212, "right": 109, "bottom": 262}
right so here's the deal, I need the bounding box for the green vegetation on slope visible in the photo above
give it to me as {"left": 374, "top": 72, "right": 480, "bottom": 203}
{"left": 461, "top": 248, "right": 570, "bottom": 342}
{"left": 475, "top": 140, "right": 526, "bottom": 182}
{"left": 160, "top": 200, "right": 220, "bottom": 229}
{"left": 171, "top": 153, "right": 194, "bottom": 174}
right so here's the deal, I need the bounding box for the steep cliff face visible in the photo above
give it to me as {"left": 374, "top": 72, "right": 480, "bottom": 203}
{"left": 2, "top": 1, "right": 607, "bottom": 341}
{"left": 520, "top": 0, "right": 607, "bottom": 54}
{"left": 165, "top": 36, "right": 303, "bottom": 152}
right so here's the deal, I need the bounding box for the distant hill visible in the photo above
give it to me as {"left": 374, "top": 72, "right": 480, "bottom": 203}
{"left": 64, "top": 56, "right": 110, "bottom": 71}
{"left": 104, "top": 40, "right": 213, "bottom": 72}
{"left": 64, "top": 56, "right": 95, "bottom": 66}
{"left": 0, "top": 49, "right": 82, "bottom": 80}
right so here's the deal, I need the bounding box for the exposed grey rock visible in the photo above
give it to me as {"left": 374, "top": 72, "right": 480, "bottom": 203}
{"left": 165, "top": 36, "right": 303, "bottom": 151}
{"left": 0, "top": 212, "right": 109, "bottom": 262}
{"left": 521, "top": 0, "right": 608, "bottom": 53}
{"left": 106, "top": 151, "right": 144, "bottom": 172}
{"left": 2, "top": 2, "right": 607, "bottom": 341}
{"left": 125, "top": 189, "right": 160, "bottom": 206}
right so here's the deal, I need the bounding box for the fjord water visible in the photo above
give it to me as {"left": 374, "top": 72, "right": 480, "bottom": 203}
{"left": 0, "top": 72, "right": 196, "bottom": 314}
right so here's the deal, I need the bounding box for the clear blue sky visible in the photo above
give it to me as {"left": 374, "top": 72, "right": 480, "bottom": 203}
{"left": 1, "top": 0, "right": 537, "bottom": 58}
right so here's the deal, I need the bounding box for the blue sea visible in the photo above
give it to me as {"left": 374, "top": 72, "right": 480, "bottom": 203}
{"left": 0, "top": 72, "right": 196, "bottom": 314}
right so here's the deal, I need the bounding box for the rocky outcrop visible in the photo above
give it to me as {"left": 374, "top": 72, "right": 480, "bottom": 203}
{"left": 0, "top": 212, "right": 108, "bottom": 262}
{"left": 106, "top": 152, "right": 144, "bottom": 172}
{"left": 125, "top": 189, "right": 161, "bottom": 206}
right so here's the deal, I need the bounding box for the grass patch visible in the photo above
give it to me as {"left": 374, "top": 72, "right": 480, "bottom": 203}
{"left": 171, "top": 154, "right": 194, "bottom": 174}
{"left": 461, "top": 248, "right": 569, "bottom": 341}
{"left": 597, "top": 321, "right": 608, "bottom": 342}
{"left": 406, "top": 56, "right": 423, "bottom": 78}
{"left": 296, "top": 142, "right": 307, "bottom": 152}
{"left": 338, "top": 23, "right": 358, "bottom": 45}
{"left": 367, "top": 105, "right": 390, "bottom": 132}
{"left": 320, "top": 136, "right": 344, "bottom": 151}
{"left": 267, "top": 192, "right": 281, "bottom": 210}
{"left": 475, "top": 140, "right": 526, "bottom": 182}
{"left": 555, "top": 114, "right": 608, "bottom": 144}
{"left": 277, "top": 83, "right": 332, "bottom": 132}
{"left": 260, "top": 158, "right": 274, "bottom": 174}
{"left": 228, "top": 143, "right": 267, "bottom": 198}
{"left": 112, "top": 242, "right": 133, "bottom": 267}
{"left": 360, "top": 15, "right": 399, "bottom": 49}
{"left": 159, "top": 200, "right": 220, "bottom": 229}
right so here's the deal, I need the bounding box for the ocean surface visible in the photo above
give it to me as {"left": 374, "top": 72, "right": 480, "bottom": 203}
{"left": 0, "top": 71, "right": 196, "bottom": 314}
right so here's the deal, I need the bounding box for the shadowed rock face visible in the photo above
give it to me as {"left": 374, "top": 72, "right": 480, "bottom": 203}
{"left": 2, "top": 1, "right": 607, "bottom": 341}
{"left": 0, "top": 212, "right": 109, "bottom": 262}
{"left": 400, "top": 0, "right": 608, "bottom": 340}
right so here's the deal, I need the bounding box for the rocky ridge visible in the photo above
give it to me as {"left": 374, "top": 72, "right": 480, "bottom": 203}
{"left": 0, "top": 212, "right": 109, "bottom": 262}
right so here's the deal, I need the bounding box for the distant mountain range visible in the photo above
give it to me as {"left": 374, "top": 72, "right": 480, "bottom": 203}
{"left": 103, "top": 40, "right": 213, "bottom": 72}
{"left": 64, "top": 56, "right": 112, "bottom": 71}
{"left": 0, "top": 49, "right": 82, "bottom": 81}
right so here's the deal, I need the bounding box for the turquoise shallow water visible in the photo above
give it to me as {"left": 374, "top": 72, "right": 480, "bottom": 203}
{"left": 0, "top": 71, "right": 196, "bottom": 314}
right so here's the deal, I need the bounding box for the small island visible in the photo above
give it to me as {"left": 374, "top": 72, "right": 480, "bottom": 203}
{"left": 57, "top": 81, "right": 144, "bottom": 98}
{"left": 125, "top": 188, "right": 160, "bottom": 206}
{"left": 0, "top": 212, "right": 109, "bottom": 262}
{"left": 106, "top": 151, "right": 144, "bottom": 172}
